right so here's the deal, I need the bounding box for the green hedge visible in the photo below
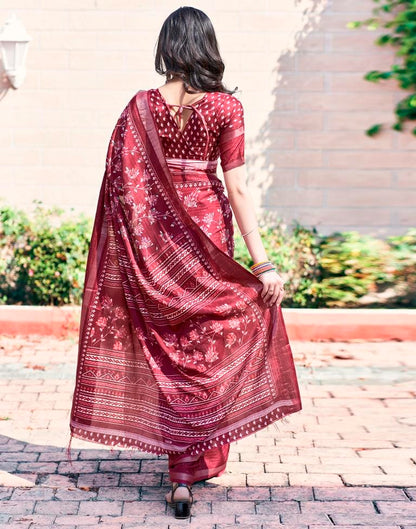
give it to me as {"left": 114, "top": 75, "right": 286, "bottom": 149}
{"left": 0, "top": 202, "right": 91, "bottom": 306}
{"left": 234, "top": 222, "right": 416, "bottom": 308}
{"left": 1, "top": 202, "right": 415, "bottom": 307}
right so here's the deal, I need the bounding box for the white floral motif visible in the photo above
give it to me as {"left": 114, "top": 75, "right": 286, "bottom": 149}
{"left": 229, "top": 318, "right": 240, "bottom": 329}
{"left": 215, "top": 303, "right": 231, "bottom": 314}
{"left": 225, "top": 332, "right": 237, "bottom": 348}
{"left": 202, "top": 212, "right": 215, "bottom": 227}
{"left": 138, "top": 236, "right": 153, "bottom": 249}
{"left": 133, "top": 223, "right": 144, "bottom": 237}
{"left": 183, "top": 190, "right": 200, "bottom": 208}
{"left": 101, "top": 295, "right": 113, "bottom": 309}
{"left": 125, "top": 166, "right": 140, "bottom": 179}
{"left": 210, "top": 321, "right": 223, "bottom": 333}
{"left": 205, "top": 343, "right": 219, "bottom": 363}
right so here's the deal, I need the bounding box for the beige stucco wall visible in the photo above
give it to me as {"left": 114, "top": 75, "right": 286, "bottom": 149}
{"left": 0, "top": 0, "right": 414, "bottom": 236}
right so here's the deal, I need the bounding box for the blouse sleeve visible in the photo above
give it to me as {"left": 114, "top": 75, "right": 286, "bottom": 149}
{"left": 219, "top": 96, "right": 245, "bottom": 172}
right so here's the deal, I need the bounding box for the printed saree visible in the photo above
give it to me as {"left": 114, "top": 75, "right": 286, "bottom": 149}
{"left": 69, "top": 89, "right": 302, "bottom": 457}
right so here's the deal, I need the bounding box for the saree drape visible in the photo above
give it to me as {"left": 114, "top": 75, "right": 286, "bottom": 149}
{"left": 69, "top": 89, "right": 302, "bottom": 457}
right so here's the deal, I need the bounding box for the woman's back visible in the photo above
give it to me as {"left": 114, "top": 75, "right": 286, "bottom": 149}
{"left": 148, "top": 87, "right": 245, "bottom": 172}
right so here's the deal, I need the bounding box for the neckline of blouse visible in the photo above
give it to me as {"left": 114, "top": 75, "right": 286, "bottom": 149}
{"left": 155, "top": 87, "right": 208, "bottom": 108}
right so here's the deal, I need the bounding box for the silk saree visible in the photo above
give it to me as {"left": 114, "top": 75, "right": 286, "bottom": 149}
{"left": 69, "top": 89, "right": 302, "bottom": 461}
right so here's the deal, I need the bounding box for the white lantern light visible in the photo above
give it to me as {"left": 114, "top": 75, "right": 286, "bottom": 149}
{"left": 0, "top": 14, "right": 31, "bottom": 89}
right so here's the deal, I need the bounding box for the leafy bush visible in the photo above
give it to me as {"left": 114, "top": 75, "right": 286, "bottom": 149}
{"left": 234, "top": 218, "right": 321, "bottom": 307}
{"left": 0, "top": 202, "right": 415, "bottom": 307}
{"left": 349, "top": 0, "right": 416, "bottom": 135}
{"left": 0, "top": 201, "right": 92, "bottom": 306}
{"left": 311, "top": 231, "right": 391, "bottom": 307}
{"left": 386, "top": 228, "right": 416, "bottom": 306}
{"left": 235, "top": 223, "right": 415, "bottom": 308}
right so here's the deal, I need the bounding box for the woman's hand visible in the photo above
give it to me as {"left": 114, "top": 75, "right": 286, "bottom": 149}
{"left": 258, "top": 270, "right": 286, "bottom": 307}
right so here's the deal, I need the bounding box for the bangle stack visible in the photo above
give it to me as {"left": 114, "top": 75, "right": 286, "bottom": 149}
{"left": 250, "top": 260, "right": 276, "bottom": 277}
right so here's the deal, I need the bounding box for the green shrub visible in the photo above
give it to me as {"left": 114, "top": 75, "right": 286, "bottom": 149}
{"left": 349, "top": 0, "right": 416, "bottom": 135}
{"left": 235, "top": 223, "right": 415, "bottom": 308}
{"left": 234, "top": 218, "right": 321, "bottom": 307}
{"left": 0, "top": 201, "right": 92, "bottom": 306}
{"left": 0, "top": 202, "right": 415, "bottom": 307}
{"left": 386, "top": 228, "right": 416, "bottom": 306}
{"left": 311, "top": 231, "right": 391, "bottom": 307}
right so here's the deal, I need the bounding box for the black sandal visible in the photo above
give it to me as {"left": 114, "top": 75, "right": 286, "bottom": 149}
{"left": 168, "top": 482, "right": 193, "bottom": 519}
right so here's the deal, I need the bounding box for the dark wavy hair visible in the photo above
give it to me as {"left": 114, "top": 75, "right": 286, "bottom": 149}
{"left": 155, "top": 6, "right": 236, "bottom": 94}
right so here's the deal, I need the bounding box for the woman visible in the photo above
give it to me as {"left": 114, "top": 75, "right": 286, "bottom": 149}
{"left": 69, "top": 6, "right": 302, "bottom": 520}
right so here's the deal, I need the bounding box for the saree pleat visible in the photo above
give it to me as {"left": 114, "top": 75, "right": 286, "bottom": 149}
{"left": 69, "top": 89, "right": 302, "bottom": 458}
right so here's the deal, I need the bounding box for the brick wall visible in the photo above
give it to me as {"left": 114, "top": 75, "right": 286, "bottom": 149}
{"left": 0, "top": 0, "right": 414, "bottom": 236}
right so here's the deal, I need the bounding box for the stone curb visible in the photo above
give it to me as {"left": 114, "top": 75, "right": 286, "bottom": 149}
{"left": 0, "top": 306, "right": 415, "bottom": 341}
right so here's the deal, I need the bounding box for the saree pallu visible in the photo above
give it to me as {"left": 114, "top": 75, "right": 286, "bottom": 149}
{"left": 69, "top": 89, "right": 302, "bottom": 459}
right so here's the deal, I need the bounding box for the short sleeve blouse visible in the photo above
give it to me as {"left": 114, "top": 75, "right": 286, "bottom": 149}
{"left": 148, "top": 89, "right": 245, "bottom": 172}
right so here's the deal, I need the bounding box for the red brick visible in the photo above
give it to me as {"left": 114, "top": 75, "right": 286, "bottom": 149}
{"left": 376, "top": 501, "right": 416, "bottom": 515}
{"left": 54, "top": 488, "right": 97, "bottom": 501}
{"left": 297, "top": 130, "right": 393, "bottom": 150}
{"left": 99, "top": 460, "right": 141, "bottom": 473}
{"left": 327, "top": 111, "right": 394, "bottom": 130}
{"left": 287, "top": 206, "right": 391, "bottom": 228}
{"left": 301, "top": 499, "right": 377, "bottom": 514}
{"left": 265, "top": 188, "right": 323, "bottom": 207}
{"left": 298, "top": 92, "right": 394, "bottom": 112}
{"left": 297, "top": 53, "right": 391, "bottom": 72}
{"left": 123, "top": 500, "right": 166, "bottom": 521}
{"left": 331, "top": 513, "right": 416, "bottom": 525}
{"left": 342, "top": 474, "right": 416, "bottom": 486}
{"left": 138, "top": 460, "right": 166, "bottom": 473}
{"left": 119, "top": 473, "right": 162, "bottom": 487}
{"left": 269, "top": 113, "right": 323, "bottom": 131}
{"left": 227, "top": 486, "right": 270, "bottom": 501}
{"left": 329, "top": 150, "right": 416, "bottom": 169}
{"left": 17, "top": 462, "right": 58, "bottom": 474}
{"left": 247, "top": 473, "right": 288, "bottom": 487}
{"left": 277, "top": 73, "right": 324, "bottom": 92}
{"left": 78, "top": 500, "right": 123, "bottom": 515}
{"left": 314, "top": 486, "right": 407, "bottom": 501}
{"left": 78, "top": 449, "right": 119, "bottom": 460}
{"left": 396, "top": 208, "right": 416, "bottom": 225}
{"left": 34, "top": 500, "right": 78, "bottom": 515}
{"left": 256, "top": 501, "right": 300, "bottom": 514}
{"left": 55, "top": 515, "right": 100, "bottom": 525}
{"left": 289, "top": 472, "right": 344, "bottom": 486}
{"left": 0, "top": 500, "right": 35, "bottom": 514}
{"left": 58, "top": 461, "right": 99, "bottom": 474}
{"left": 276, "top": 511, "right": 334, "bottom": 524}
{"left": 10, "top": 488, "right": 54, "bottom": 501}
{"left": 327, "top": 188, "right": 416, "bottom": 207}
{"left": 77, "top": 473, "right": 120, "bottom": 488}
{"left": 330, "top": 72, "right": 397, "bottom": 92}
{"left": 298, "top": 169, "right": 392, "bottom": 188}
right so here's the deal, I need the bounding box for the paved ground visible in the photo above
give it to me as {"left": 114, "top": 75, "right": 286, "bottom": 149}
{"left": 0, "top": 334, "right": 415, "bottom": 528}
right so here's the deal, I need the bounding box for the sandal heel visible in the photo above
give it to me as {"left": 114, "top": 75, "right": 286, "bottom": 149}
{"left": 174, "top": 501, "right": 191, "bottom": 519}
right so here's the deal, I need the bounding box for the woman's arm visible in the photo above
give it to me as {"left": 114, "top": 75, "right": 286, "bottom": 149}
{"left": 223, "top": 164, "right": 285, "bottom": 307}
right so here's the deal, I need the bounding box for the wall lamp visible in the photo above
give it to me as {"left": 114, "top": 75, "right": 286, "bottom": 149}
{"left": 0, "top": 14, "right": 31, "bottom": 89}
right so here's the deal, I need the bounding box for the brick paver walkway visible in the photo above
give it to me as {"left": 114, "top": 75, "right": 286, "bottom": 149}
{"left": 0, "top": 335, "right": 415, "bottom": 528}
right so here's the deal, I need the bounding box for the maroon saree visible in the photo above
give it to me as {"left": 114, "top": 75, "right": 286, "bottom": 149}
{"left": 69, "top": 89, "right": 302, "bottom": 458}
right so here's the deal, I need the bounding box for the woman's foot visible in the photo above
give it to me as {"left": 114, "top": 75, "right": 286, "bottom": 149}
{"left": 165, "top": 482, "right": 193, "bottom": 519}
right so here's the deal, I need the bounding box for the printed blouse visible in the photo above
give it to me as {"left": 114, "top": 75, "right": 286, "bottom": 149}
{"left": 148, "top": 88, "right": 245, "bottom": 172}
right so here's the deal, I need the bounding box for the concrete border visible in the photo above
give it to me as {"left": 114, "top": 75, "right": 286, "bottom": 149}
{"left": 0, "top": 306, "right": 415, "bottom": 341}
